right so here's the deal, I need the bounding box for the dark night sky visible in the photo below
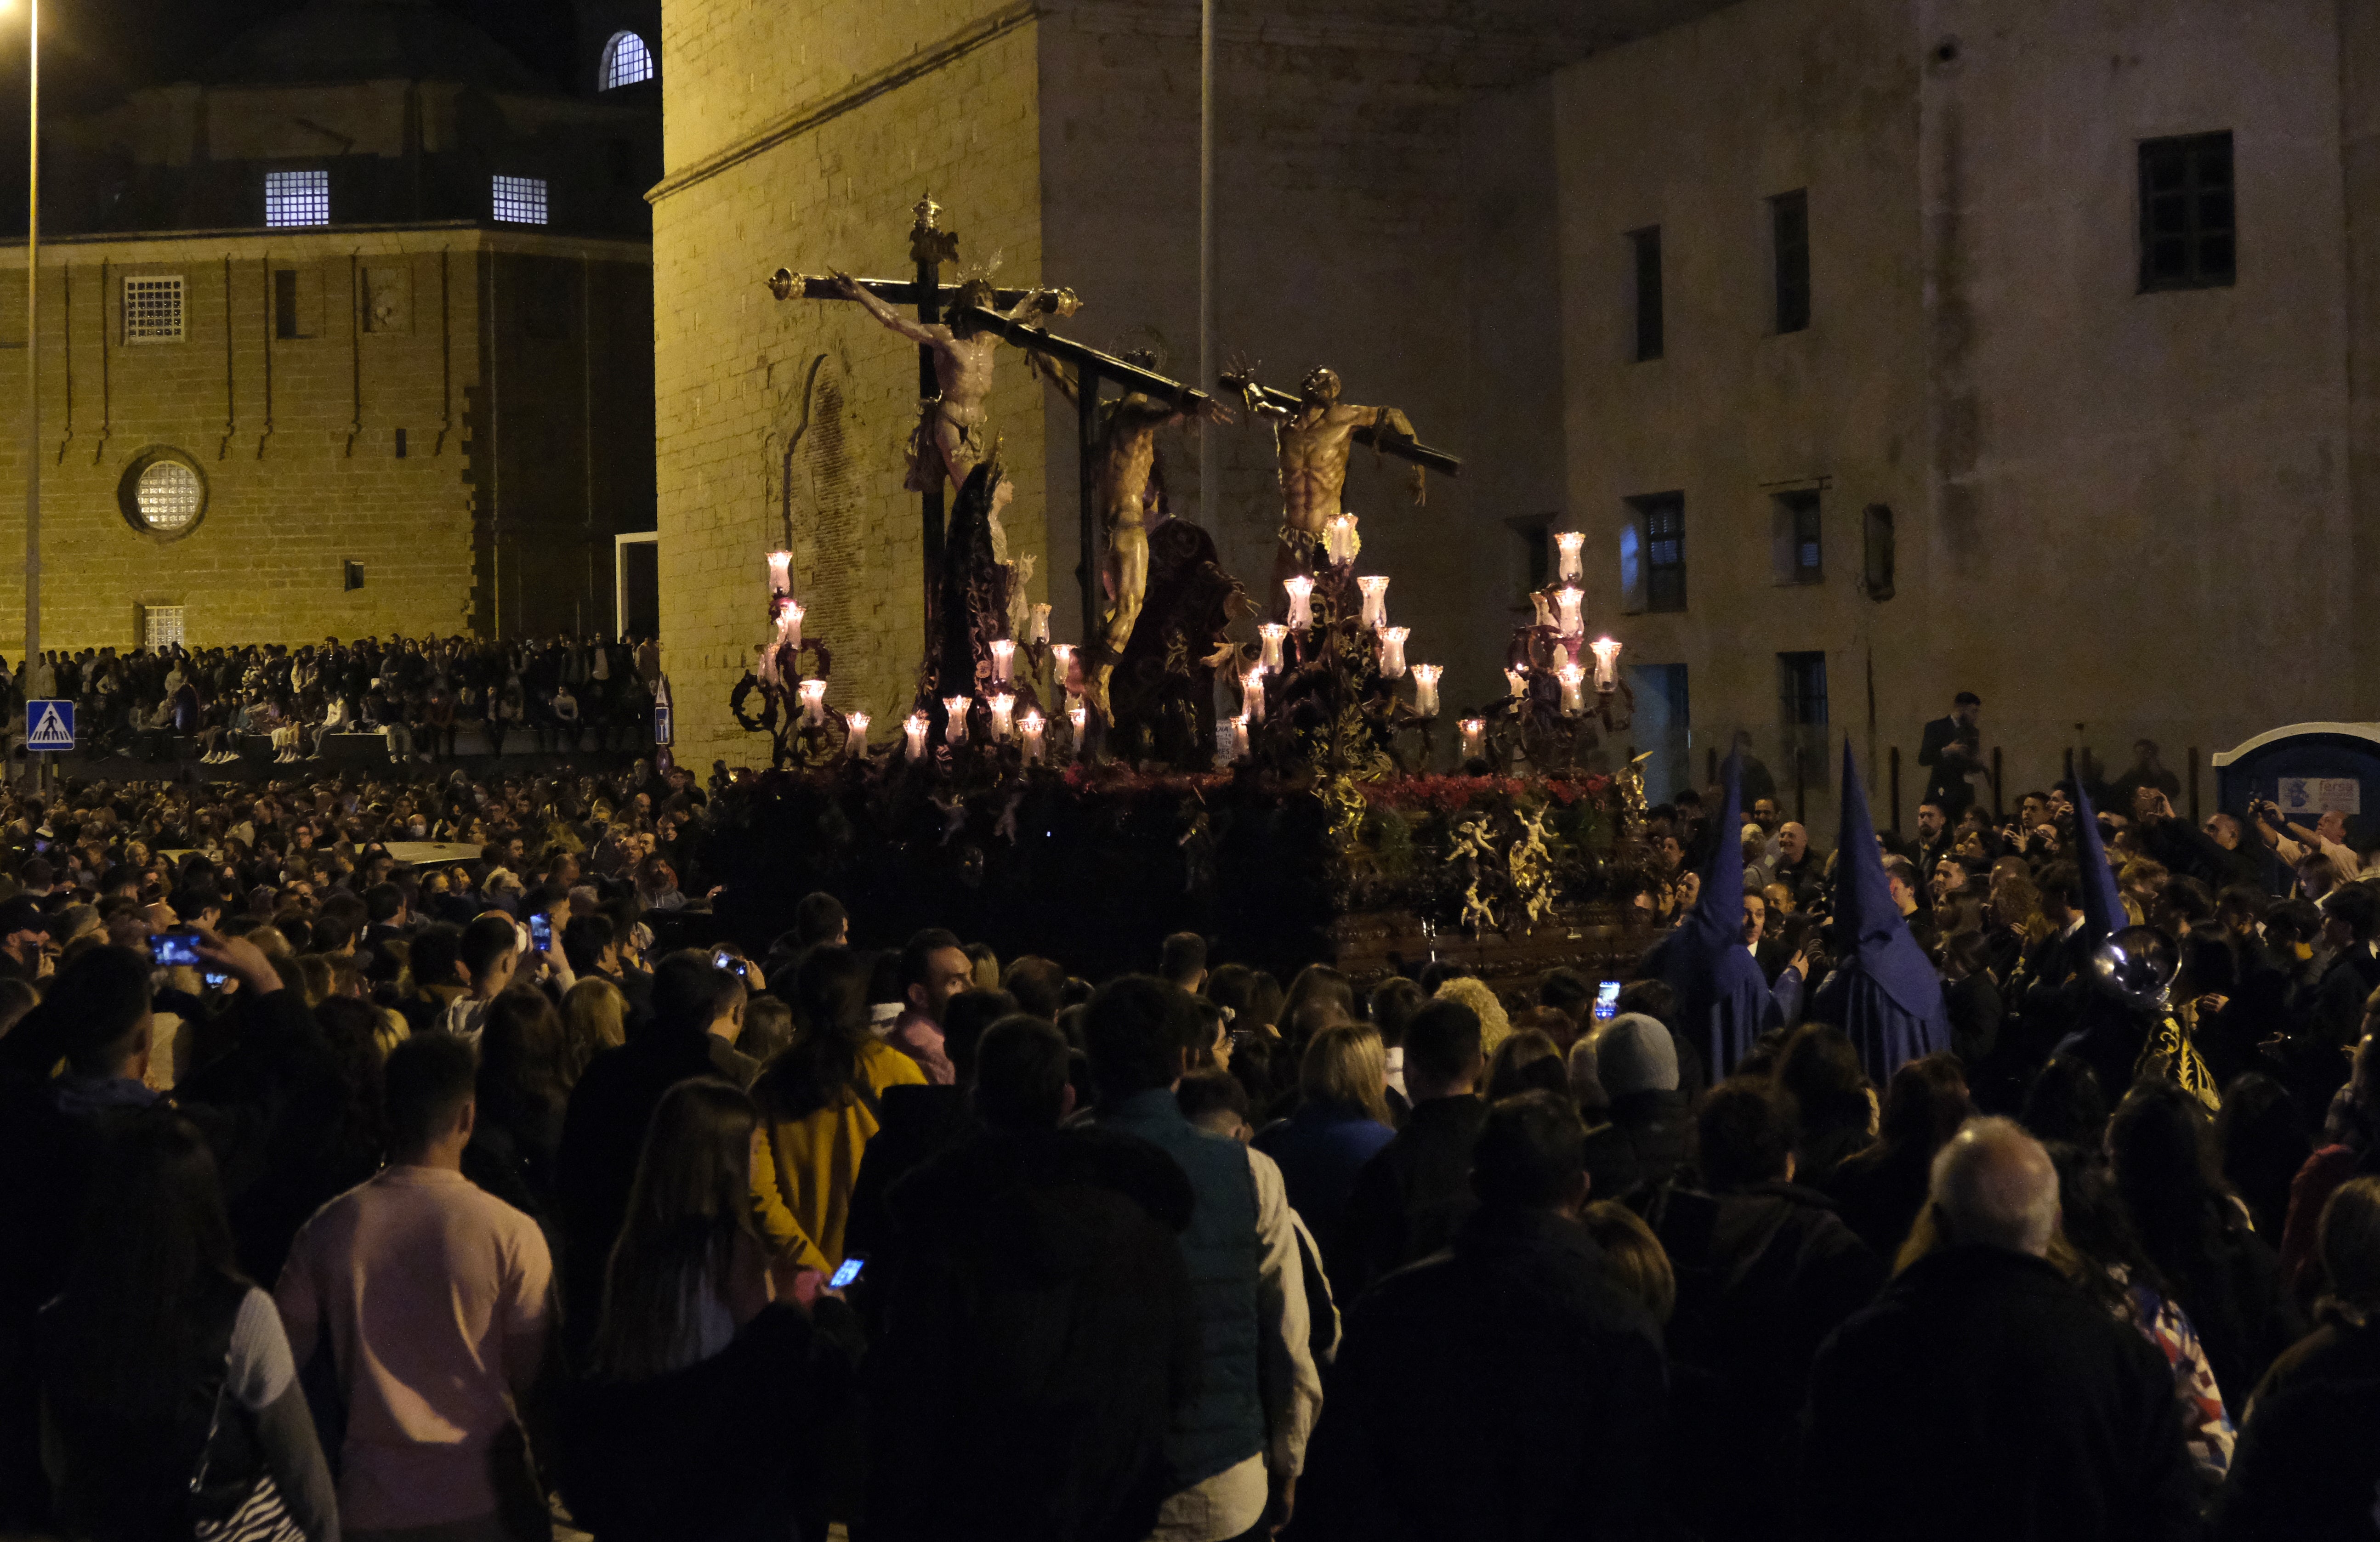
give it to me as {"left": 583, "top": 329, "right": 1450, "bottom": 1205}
{"left": 0, "top": 0, "right": 586, "bottom": 211}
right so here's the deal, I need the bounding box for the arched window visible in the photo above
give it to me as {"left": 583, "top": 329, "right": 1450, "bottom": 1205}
{"left": 600, "top": 31, "right": 653, "bottom": 90}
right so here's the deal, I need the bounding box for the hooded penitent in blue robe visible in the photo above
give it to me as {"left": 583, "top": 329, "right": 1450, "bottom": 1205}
{"left": 1654, "top": 752, "right": 1780, "bottom": 1077}
{"left": 1811, "top": 743, "right": 1953, "bottom": 1085}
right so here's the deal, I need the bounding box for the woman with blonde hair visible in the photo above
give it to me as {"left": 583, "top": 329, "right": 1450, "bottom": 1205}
{"left": 1434, "top": 975, "right": 1514, "bottom": 1058}
{"left": 561, "top": 975, "right": 630, "bottom": 1083}
{"left": 1253, "top": 1023, "right": 1396, "bottom": 1262}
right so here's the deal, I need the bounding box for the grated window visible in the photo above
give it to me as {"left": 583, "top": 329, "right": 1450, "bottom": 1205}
{"left": 265, "top": 169, "right": 330, "bottom": 227}
{"left": 491, "top": 176, "right": 549, "bottom": 226}
{"left": 123, "top": 275, "right": 184, "bottom": 343}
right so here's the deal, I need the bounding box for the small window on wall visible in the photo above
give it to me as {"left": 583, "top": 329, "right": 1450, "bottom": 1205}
{"left": 492, "top": 176, "right": 549, "bottom": 226}
{"left": 1770, "top": 190, "right": 1811, "bottom": 334}
{"left": 123, "top": 275, "right": 184, "bottom": 343}
{"left": 264, "top": 169, "right": 329, "bottom": 228}
{"left": 600, "top": 31, "right": 654, "bottom": 90}
{"left": 1772, "top": 490, "right": 1822, "bottom": 584}
{"left": 141, "top": 605, "right": 186, "bottom": 649}
{"left": 2140, "top": 131, "right": 2235, "bottom": 291}
{"left": 1628, "top": 226, "right": 1664, "bottom": 362}
{"left": 1621, "top": 492, "right": 1686, "bottom": 614}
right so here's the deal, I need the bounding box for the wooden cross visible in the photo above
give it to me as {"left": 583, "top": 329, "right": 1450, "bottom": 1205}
{"left": 1222, "top": 372, "right": 1465, "bottom": 476}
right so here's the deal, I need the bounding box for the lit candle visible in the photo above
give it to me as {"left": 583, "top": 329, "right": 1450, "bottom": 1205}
{"left": 797, "top": 678, "right": 826, "bottom": 726}
{"left": 766, "top": 550, "right": 792, "bottom": 594}
{"left": 1504, "top": 666, "right": 1528, "bottom": 699}
{"left": 1591, "top": 635, "right": 1623, "bottom": 692}
{"left": 1230, "top": 714, "right": 1251, "bottom": 760}
{"left": 988, "top": 692, "right": 1015, "bottom": 742}
{"left": 1068, "top": 703, "right": 1087, "bottom": 752}
{"left": 1531, "top": 592, "right": 1553, "bottom": 630}
{"left": 1258, "top": 623, "right": 1287, "bottom": 670}
{"left": 1556, "top": 531, "right": 1585, "bottom": 583}
{"left": 845, "top": 711, "right": 870, "bottom": 756}
{"left": 1323, "top": 513, "right": 1360, "bottom": 567}
{"left": 904, "top": 712, "right": 929, "bottom": 761}
{"left": 943, "top": 696, "right": 972, "bottom": 746}
{"left": 1411, "top": 663, "right": 1441, "bottom": 718}
{"left": 1030, "top": 603, "right": 1051, "bottom": 644}
{"left": 1283, "top": 575, "right": 1314, "bottom": 631}
{"left": 1555, "top": 586, "right": 1584, "bottom": 637}
{"left": 1051, "top": 644, "right": 1077, "bottom": 693}
{"left": 1378, "top": 626, "right": 1409, "bottom": 679}
{"left": 1460, "top": 717, "right": 1487, "bottom": 759}
{"left": 776, "top": 601, "right": 805, "bottom": 651}
{"left": 1242, "top": 669, "right": 1267, "bottom": 724}
{"left": 991, "top": 639, "right": 1016, "bottom": 685}
{"left": 1020, "top": 709, "right": 1046, "bottom": 764}
{"left": 1558, "top": 663, "right": 1586, "bottom": 714}
{"left": 1358, "top": 575, "right": 1390, "bottom": 630}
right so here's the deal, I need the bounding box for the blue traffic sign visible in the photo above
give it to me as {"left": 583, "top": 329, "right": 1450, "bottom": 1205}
{"left": 653, "top": 703, "right": 673, "bottom": 746}
{"left": 24, "top": 699, "right": 73, "bottom": 752}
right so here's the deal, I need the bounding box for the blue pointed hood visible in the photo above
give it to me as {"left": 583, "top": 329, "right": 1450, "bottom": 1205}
{"left": 1656, "top": 749, "right": 1779, "bottom": 1076}
{"left": 1681, "top": 749, "right": 1748, "bottom": 956}
{"left": 1832, "top": 741, "right": 1942, "bottom": 1021}
{"left": 2072, "top": 777, "right": 2126, "bottom": 951}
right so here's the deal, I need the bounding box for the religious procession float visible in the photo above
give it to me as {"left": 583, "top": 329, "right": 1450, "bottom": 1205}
{"left": 692, "top": 200, "right": 1654, "bottom": 984}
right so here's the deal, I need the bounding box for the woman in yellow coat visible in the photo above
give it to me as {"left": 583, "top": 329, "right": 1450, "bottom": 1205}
{"left": 750, "top": 945, "right": 926, "bottom": 1272}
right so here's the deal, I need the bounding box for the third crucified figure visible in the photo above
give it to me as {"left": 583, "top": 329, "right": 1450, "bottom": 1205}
{"left": 1227, "top": 363, "right": 1426, "bottom": 588}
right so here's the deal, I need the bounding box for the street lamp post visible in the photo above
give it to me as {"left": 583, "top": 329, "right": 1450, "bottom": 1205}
{"left": 19, "top": 0, "right": 34, "bottom": 718}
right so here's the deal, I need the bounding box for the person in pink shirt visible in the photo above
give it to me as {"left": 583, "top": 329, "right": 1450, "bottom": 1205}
{"left": 884, "top": 927, "right": 972, "bottom": 1085}
{"left": 277, "top": 1033, "right": 553, "bottom": 1542}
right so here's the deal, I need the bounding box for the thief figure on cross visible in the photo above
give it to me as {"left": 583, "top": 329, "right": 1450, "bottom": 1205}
{"left": 830, "top": 268, "right": 1062, "bottom": 495}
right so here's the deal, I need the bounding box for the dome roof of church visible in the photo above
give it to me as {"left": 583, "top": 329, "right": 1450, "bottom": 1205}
{"left": 193, "top": 0, "right": 549, "bottom": 92}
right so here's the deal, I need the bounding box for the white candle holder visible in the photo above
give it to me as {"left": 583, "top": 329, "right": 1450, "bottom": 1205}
{"left": 1030, "top": 604, "right": 1051, "bottom": 645}
{"left": 903, "top": 712, "right": 929, "bottom": 761}
{"left": 1020, "top": 710, "right": 1046, "bottom": 764}
{"left": 1556, "top": 531, "right": 1584, "bottom": 584}
{"left": 1378, "top": 626, "right": 1409, "bottom": 679}
{"left": 776, "top": 601, "right": 805, "bottom": 652}
{"left": 1591, "top": 635, "right": 1623, "bottom": 693}
{"left": 1258, "top": 623, "right": 1287, "bottom": 670}
{"left": 1555, "top": 585, "right": 1584, "bottom": 638}
{"left": 991, "top": 639, "right": 1016, "bottom": 685}
{"left": 1358, "top": 575, "right": 1390, "bottom": 630}
{"left": 766, "top": 550, "right": 792, "bottom": 595}
{"left": 943, "top": 696, "right": 972, "bottom": 746}
{"left": 1410, "top": 663, "right": 1441, "bottom": 718}
{"left": 1283, "top": 575, "right": 1314, "bottom": 631}
{"left": 988, "top": 692, "right": 1015, "bottom": 742}
{"left": 1051, "top": 644, "right": 1077, "bottom": 693}
{"left": 1068, "top": 704, "right": 1088, "bottom": 754}
{"left": 1460, "top": 718, "right": 1487, "bottom": 759}
{"left": 1558, "top": 663, "right": 1586, "bottom": 714}
{"left": 1323, "top": 513, "right": 1360, "bottom": 567}
{"left": 1505, "top": 666, "right": 1528, "bottom": 700}
{"left": 845, "top": 712, "right": 870, "bottom": 757}
{"left": 1242, "top": 669, "right": 1267, "bottom": 724}
{"left": 1229, "top": 714, "right": 1251, "bottom": 760}
{"left": 797, "top": 678, "right": 826, "bottom": 726}
{"left": 1531, "top": 592, "right": 1553, "bottom": 630}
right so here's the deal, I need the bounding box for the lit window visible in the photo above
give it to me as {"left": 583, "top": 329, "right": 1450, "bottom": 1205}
{"left": 135, "top": 460, "right": 204, "bottom": 533}
{"left": 492, "top": 176, "right": 549, "bottom": 226}
{"left": 600, "top": 31, "right": 654, "bottom": 90}
{"left": 265, "top": 169, "right": 329, "bottom": 227}
{"left": 123, "top": 275, "right": 184, "bottom": 343}
{"left": 141, "top": 605, "right": 187, "bottom": 649}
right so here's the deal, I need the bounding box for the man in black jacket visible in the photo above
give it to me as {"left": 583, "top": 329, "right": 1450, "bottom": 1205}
{"left": 1335, "top": 998, "right": 1486, "bottom": 1298}
{"left": 866, "top": 1017, "right": 1198, "bottom": 1542}
{"left": 1917, "top": 691, "right": 1984, "bottom": 820}
{"left": 1295, "top": 1091, "right": 1668, "bottom": 1541}
{"left": 1799, "top": 1117, "right": 2201, "bottom": 1542}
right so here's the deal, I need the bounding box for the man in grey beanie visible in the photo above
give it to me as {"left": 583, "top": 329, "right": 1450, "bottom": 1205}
{"left": 1579, "top": 1013, "right": 1690, "bottom": 1205}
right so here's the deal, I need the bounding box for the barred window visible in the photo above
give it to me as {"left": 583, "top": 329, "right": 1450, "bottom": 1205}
{"left": 141, "top": 605, "right": 187, "bottom": 649}
{"left": 600, "top": 31, "right": 654, "bottom": 90}
{"left": 2140, "top": 132, "right": 2234, "bottom": 291}
{"left": 123, "top": 275, "right": 184, "bottom": 343}
{"left": 265, "top": 169, "right": 329, "bottom": 228}
{"left": 135, "top": 460, "right": 204, "bottom": 533}
{"left": 491, "top": 176, "right": 549, "bottom": 226}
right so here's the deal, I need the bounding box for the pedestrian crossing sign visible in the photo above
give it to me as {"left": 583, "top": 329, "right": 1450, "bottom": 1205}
{"left": 25, "top": 700, "right": 73, "bottom": 751}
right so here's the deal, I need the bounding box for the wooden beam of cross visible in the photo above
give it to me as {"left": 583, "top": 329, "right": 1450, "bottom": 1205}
{"left": 767, "top": 271, "right": 1061, "bottom": 314}
{"left": 1223, "top": 374, "right": 1464, "bottom": 476}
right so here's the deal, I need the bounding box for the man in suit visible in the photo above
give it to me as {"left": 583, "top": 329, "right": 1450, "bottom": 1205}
{"left": 1918, "top": 691, "right": 1984, "bottom": 820}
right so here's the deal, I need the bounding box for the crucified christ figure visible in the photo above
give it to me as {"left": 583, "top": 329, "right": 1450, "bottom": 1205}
{"left": 1040, "top": 353, "right": 1234, "bottom": 719}
{"left": 830, "top": 270, "right": 1058, "bottom": 493}
{"left": 1227, "top": 363, "right": 1426, "bottom": 590}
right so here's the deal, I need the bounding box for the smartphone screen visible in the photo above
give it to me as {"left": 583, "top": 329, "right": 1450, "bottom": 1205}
{"left": 1593, "top": 981, "right": 1620, "bottom": 1021}
{"left": 828, "top": 1257, "right": 866, "bottom": 1290}
{"left": 148, "top": 930, "right": 203, "bottom": 969}
{"left": 529, "top": 913, "right": 551, "bottom": 952}
{"left": 203, "top": 970, "right": 228, "bottom": 990}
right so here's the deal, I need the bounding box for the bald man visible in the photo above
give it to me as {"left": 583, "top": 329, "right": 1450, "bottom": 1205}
{"left": 1772, "top": 820, "right": 1823, "bottom": 907}
{"left": 1798, "top": 1119, "right": 2201, "bottom": 1542}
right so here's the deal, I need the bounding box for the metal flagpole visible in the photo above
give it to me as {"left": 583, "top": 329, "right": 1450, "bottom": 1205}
{"left": 21, "top": 0, "right": 36, "bottom": 788}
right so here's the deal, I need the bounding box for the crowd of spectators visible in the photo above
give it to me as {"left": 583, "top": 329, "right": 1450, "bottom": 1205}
{"left": 0, "top": 635, "right": 662, "bottom": 764}
{"left": 2, "top": 689, "right": 2379, "bottom": 1542}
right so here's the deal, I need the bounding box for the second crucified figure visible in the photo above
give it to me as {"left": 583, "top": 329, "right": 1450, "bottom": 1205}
{"left": 830, "top": 270, "right": 1058, "bottom": 494}
{"left": 1040, "top": 352, "right": 1233, "bottom": 720}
